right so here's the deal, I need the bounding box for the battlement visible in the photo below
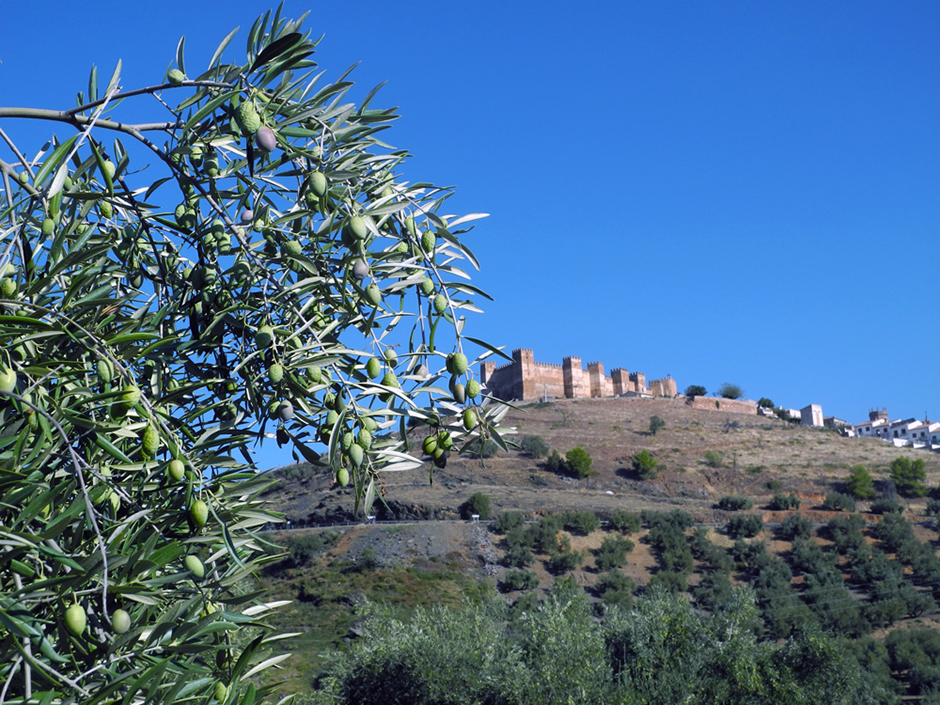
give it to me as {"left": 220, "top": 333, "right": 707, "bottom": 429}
{"left": 482, "top": 347, "right": 674, "bottom": 402}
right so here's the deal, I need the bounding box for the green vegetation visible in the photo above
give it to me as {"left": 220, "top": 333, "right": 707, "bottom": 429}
{"left": 768, "top": 492, "right": 801, "bottom": 510}
{"left": 460, "top": 492, "right": 493, "bottom": 519}
{"left": 889, "top": 456, "right": 929, "bottom": 497}
{"left": 649, "top": 414, "right": 667, "bottom": 435}
{"left": 718, "top": 383, "right": 744, "bottom": 399}
{"left": 727, "top": 513, "right": 763, "bottom": 538}
{"left": 823, "top": 492, "right": 857, "bottom": 512}
{"left": 684, "top": 384, "right": 707, "bottom": 397}
{"left": 545, "top": 446, "right": 595, "bottom": 478}
{"left": 845, "top": 464, "right": 876, "bottom": 499}
{"left": 494, "top": 510, "right": 527, "bottom": 533}
{"left": 717, "top": 495, "right": 754, "bottom": 511}
{"left": 632, "top": 449, "right": 660, "bottom": 479}
{"left": 608, "top": 509, "right": 642, "bottom": 534}
{"left": 593, "top": 535, "right": 634, "bottom": 571}
{"left": 758, "top": 397, "right": 775, "bottom": 408}
{"left": 704, "top": 450, "right": 724, "bottom": 467}
{"left": 309, "top": 586, "right": 866, "bottom": 704}
{"left": 520, "top": 434, "right": 550, "bottom": 458}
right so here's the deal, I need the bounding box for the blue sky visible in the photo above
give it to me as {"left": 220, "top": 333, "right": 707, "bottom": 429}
{"left": 1, "top": 2, "right": 936, "bottom": 455}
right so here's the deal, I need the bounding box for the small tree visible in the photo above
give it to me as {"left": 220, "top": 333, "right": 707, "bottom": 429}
{"left": 727, "top": 514, "right": 763, "bottom": 538}
{"left": 649, "top": 415, "right": 666, "bottom": 435}
{"left": 499, "top": 569, "right": 539, "bottom": 592}
{"left": 846, "top": 465, "right": 876, "bottom": 499}
{"left": 632, "top": 449, "right": 659, "bottom": 479}
{"left": 520, "top": 434, "right": 550, "bottom": 458}
{"left": 565, "top": 446, "right": 594, "bottom": 478}
{"left": 823, "top": 492, "right": 857, "bottom": 512}
{"left": 608, "top": 510, "right": 642, "bottom": 534}
{"left": 718, "top": 383, "right": 744, "bottom": 399}
{"left": 684, "top": 385, "right": 706, "bottom": 397}
{"left": 494, "top": 510, "right": 526, "bottom": 533}
{"left": 717, "top": 495, "right": 754, "bottom": 511}
{"left": 757, "top": 397, "right": 775, "bottom": 409}
{"left": 889, "top": 456, "right": 929, "bottom": 497}
{"left": 460, "top": 492, "right": 493, "bottom": 519}
{"left": 703, "top": 450, "right": 724, "bottom": 468}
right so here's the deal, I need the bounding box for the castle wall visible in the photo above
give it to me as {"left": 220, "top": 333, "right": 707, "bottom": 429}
{"left": 480, "top": 347, "right": 677, "bottom": 404}
{"left": 685, "top": 396, "right": 758, "bottom": 415}
{"left": 649, "top": 377, "right": 678, "bottom": 397}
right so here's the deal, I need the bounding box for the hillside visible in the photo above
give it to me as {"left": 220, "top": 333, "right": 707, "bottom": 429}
{"left": 257, "top": 397, "right": 940, "bottom": 697}
{"left": 262, "top": 396, "right": 939, "bottom": 524}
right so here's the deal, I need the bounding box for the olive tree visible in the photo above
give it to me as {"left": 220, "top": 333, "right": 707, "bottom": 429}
{"left": 0, "top": 8, "right": 502, "bottom": 704}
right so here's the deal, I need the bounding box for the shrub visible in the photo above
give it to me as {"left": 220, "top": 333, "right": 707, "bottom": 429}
{"left": 494, "top": 510, "right": 526, "bottom": 533}
{"left": 545, "top": 547, "right": 585, "bottom": 575}
{"left": 846, "top": 465, "right": 876, "bottom": 500}
{"left": 544, "top": 449, "right": 564, "bottom": 474}
{"left": 565, "top": 446, "right": 594, "bottom": 478}
{"left": 727, "top": 514, "right": 763, "bottom": 538}
{"left": 649, "top": 415, "right": 666, "bottom": 435}
{"left": 692, "top": 570, "right": 733, "bottom": 611}
{"left": 823, "top": 492, "right": 856, "bottom": 512}
{"left": 529, "top": 515, "right": 564, "bottom": 553}
{"left": 718, "top": 383, "right": 743, "bottom": 399}
{"left": 768, "top": 492, "right": 801, "bottom": 510}
{"left": 870, "top": 498, "right": 903, "bottom": 515}
{"left": 460, "top": 492, "right": 492, "bottom": 519}
{"left": 608, "top": 510, "right": 641, "bottom": 534}
{"left": 520, "top": 434, "right": 550, "bottom": 458}
{"left": 562, "top": 510, "right": 601, "bottom": 536}
{"left": 717, "top": 495, "right": 753, "bottom": 511}
{"left": 765, "top": 479, "right": 783, "bottom": 492}
{"left": 757, "top": 397, "right": 774, "bottom": 409}
{"left": 463, "top": 437, "right": 500, "bottom": 458}
{"left": 647, "top": 570, "right": 688, "bottom": 593}
{"left": 502, "top": 544, "right": 535, "bottom": 568}
{"left": 632, "top": 449, "right": 659, "bottom": 479}
{"left": 499, "top": 569, "right": 539, "bottom": 592}
{"left": 684, "top": 385, "right": 706, "bottom": 397}
{"left": 703, "top": 450, "right": 723, "bottom": 468}
{"left": 595, "top": 570, "right": 636, "bottom": 608}
{"left": 287, "top": 531, "right": 339, "bottom": 566}
{"left": 778, "top": 514, "right": 813, "bottom": 540}
{"left": 890, "top": 456, "right": 929, "bottom": 497}
{"left": 593, "top": 536, "right": 634, "bottom": 571}
{"left": 824, "top": 514, "right": 867, "bottom": 554}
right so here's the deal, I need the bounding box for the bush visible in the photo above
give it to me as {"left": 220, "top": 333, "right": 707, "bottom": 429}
{"left": 494, "top": 510, "right": 526, "bottom": 533}
{"left": 595, "top": 570, "right": 636, "bottom": 607}
{"left": 647, "top": 570, "right": 688, "bottom": 594}
{"left": 649, "top": 415, "right": 666, "bottom": 435}
{"left": 718, "top": 383, "right": 744, "bottom": 399}
{"left": 703, "top": 450, "right": 723, "bottom": 468}
{"left": 546, "top": 447, "right": 594, "bottom": 478}
{"left": 463, "top": 437, "right": 500, "bottom": 458}
{"left": 846, "top": 464, "right": 876, "bottom": 500}
{"left": 608, "top": 510, "right": 641, "bottom": 534}
{"left": 823, "top": 492, "right": 857, "bottom": 512}
{"left": 520, "top": 434, "right": 550, "bottom": 458}
{"left": 502, "top": 544, "right": 535, "bottom": 568}
{"left": 593, "top": 536, "right": 634, "bottom": 571}
{"left": 890, "top": 456, "right": 929, "bottom": 497}
{"left": 562, "top": 510, "right": 601, "bottom": 536}
{"left": 717, "top": 495, "right": 753, "bottom": 511}
{"left": 287, "top": 531, "right": 340, "bottom": 566}
{"left": 460, "top": 492, "right": 492, "bottom": 519}
{"left": 757, "top": 397, "right": 774, "bottom": 409}
{"left": 684, "top": 385, "right": 706, "bottom": 397}
{"left": 870, "top": 498, "right": 903, "bottom": 515}
{"left": 778, "top": 514, "right": 813, "bottom": 541}
{"left": 768, "top": 492, "right": 801, "bottom": 510}
{"left": 565, "top": 446, "right": 594, "bottom": 478}
{"left": 499, "top": 569, "right": 539, "bottom": 592}
{"left": 545, "top": 547, "right": 585, "bottom": 575}
{"left": 824, "top": 514, "right": 866, "bottom": 554}
{"left": 727, "top": 514, "right": 763, "bottom": 538}
{"left": 632, "top": 449, "right": 659, "bottom": 479}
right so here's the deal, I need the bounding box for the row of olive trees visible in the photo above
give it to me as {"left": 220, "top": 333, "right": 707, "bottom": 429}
{"left": 0, "top": 8, "right": 502, "bottom": 704}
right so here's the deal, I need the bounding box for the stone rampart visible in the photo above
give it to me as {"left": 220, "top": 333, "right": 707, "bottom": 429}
{"left": 481, "top": 347, "right": 676, "bottom": 403}
{"left": 685, "top": 396, "right": 758, "bottom": 415}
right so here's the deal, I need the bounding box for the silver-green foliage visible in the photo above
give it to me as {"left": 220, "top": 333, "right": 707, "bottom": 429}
{"left": 314, "top": 585, "right": 864, "bottom": 704}
{"left": 0, "top": 6, "right": 502, "bottom": 703}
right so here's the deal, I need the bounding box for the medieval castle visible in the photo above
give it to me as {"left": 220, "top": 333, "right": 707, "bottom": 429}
{"left": 480, "top": 348, "right": 677, "bottom": 402}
